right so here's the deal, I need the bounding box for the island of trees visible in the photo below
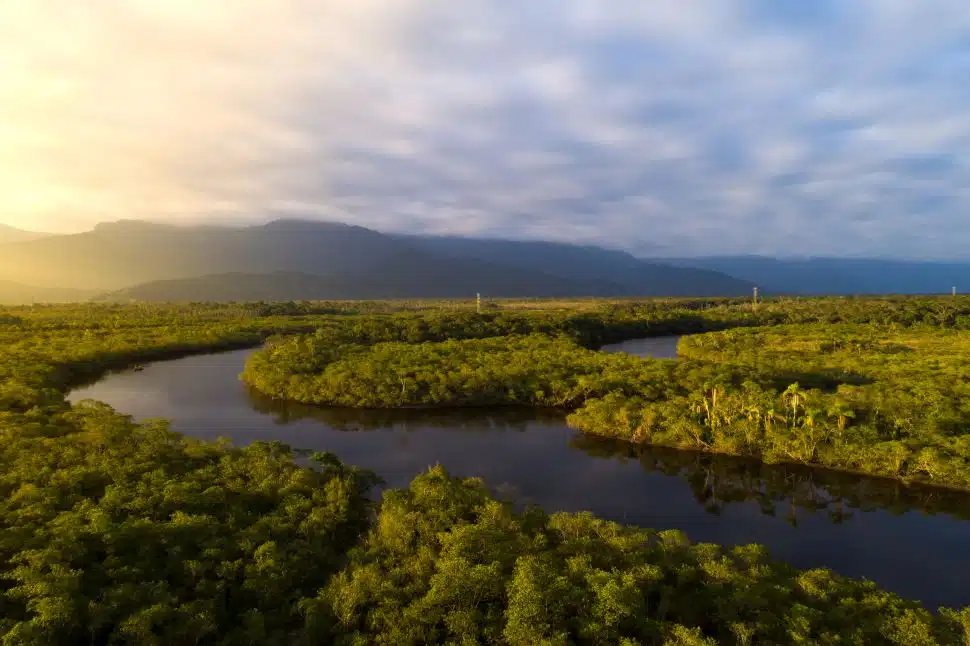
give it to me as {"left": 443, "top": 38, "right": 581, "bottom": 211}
{"left": 3, "top": 297, "right": 970, "bottom": 643}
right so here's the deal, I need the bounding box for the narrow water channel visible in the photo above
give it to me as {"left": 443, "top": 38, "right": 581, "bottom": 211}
{"left": 68, "top": 338, "right": 970, "bottom": 609}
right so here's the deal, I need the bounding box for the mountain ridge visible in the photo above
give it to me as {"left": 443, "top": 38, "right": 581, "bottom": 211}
{"left": 0, "top": 223, "right": 52, "bottom": 244}
{"left": 653, "top": 255, "right": 970, "bottom": 295}
{"left": 400, "top": 234, "right": 752, "bottom": 297}
{"left": 0, "top": 279, "right": 99, "bottom": 305}
{"left": 5, "top": 218, "right": 969, "bottom": 299}
{"left": 95, "top": 270, "right": 622, "bottom": 302}
{"left": 0, "top": 218, "right": 754, "bottom": 300}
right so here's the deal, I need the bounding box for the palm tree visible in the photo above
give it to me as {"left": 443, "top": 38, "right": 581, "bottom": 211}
{"left": 761, "top": 406, "right": 784, "bottom": 432}
{"left": 783, "top": 383, "right": 805, "bottom": 428}
{"left": 826, "top": 401, "right": 856, "bottom": 432}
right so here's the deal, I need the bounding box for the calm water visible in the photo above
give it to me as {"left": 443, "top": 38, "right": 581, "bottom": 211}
{"left": 600, "top": 336, "right": 681, "bottom": 358}
{"left": 68, "top": 338, "right": 970, "bottom": 608}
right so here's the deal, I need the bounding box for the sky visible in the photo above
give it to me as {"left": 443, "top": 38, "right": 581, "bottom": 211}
{"left": 1, "top": 1, "right": 969, "bottom": 258}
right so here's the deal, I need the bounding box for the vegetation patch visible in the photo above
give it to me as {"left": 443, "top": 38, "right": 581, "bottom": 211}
{"left": 243, "top": 334, "right": 675, "bottom": 408}
{"left": 570, "top": 324, "right": 970, "bottom": 489}
{"left": 3, "top": 299, "right": 970, "bottom": 642}
{"left": 317, "top": 466, "right": 966, "bottom": 645}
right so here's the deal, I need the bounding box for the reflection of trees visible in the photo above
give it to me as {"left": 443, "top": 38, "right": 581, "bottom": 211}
{"left": 245, "top": 387, "right": 567, "bottom": 431}
{"left": 247, "top": 387, "right": 970, "bottom": 526}
{"left": 570, "top": 434, "right": 970, "bottom": 525}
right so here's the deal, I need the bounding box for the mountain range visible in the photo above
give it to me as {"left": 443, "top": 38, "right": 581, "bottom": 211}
{"left": 0, "top": 220, "right": 751, "bottom": 302}
{"left": 0, "top": 223, "right": 50, "bottom": 245}
{"left": 655, "top": 256, "right": 970, "bottom": 296}
{"left": 1, "top": 219, "right": 968, "bottom": 303}
{"left": 0, "top": 280, "right": 98, "bottom": 305}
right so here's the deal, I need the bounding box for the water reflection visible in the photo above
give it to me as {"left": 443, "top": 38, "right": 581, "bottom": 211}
{"left": 250, "top": 389, "right": 970, "bottom": 526}
{"left": 571, "top": 435, "right": 970, "bottom": 525}
{"left": 599, "top": 335, "right": 680, "bottom": 358}
{"left": 246, "top": 388, "right": 564, "bottom": 431}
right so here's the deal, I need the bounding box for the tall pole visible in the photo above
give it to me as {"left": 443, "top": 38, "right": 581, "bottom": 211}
{"left": 753, "top": 286, "right": 759, "bottom": 310}
{"left": 476, "top": 293, "right": 481, "bottom": 313}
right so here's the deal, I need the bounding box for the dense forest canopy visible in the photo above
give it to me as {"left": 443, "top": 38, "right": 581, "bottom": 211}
{"left": 568, "top": 323, "right": 970, "bottom": 489}
{"left": 3, "top": 297, "right": 970, "bottom": 643}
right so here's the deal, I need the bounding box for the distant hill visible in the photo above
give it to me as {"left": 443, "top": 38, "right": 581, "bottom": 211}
{"left": 0, "top": 220, "right": 409, "bottom": 290}
{"left": 401, "top": 235, "right": 750, "bottom": 297}
{"left": 95, "top": 270, "right": 610, "bottom": 302}
{"left": 0, "top": 280, "right": 97, "bottom": 305}
{"left": 0, "top": 224, "right": 51, "bottom": 245}
{"left": 655, "top": 256, "right": 970, "bottom": 295}
{"left": 0, "top": 219, "right": 753, "bottom": 299}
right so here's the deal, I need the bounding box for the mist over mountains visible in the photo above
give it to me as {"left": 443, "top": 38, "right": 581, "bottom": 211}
{"left": 0, "top": 281, "right": 98, "bottom": 305}
{"left": 654, "top": 256, "right": 970, "bottom": 296}
{"left": 0, "top": 223, "right": 50, "bottom": 245}
{"left": 0, "top": 220, "right": 751, "bottom": 302}
{"left": 0, "top": 219, "right": 968, "bottom": 303}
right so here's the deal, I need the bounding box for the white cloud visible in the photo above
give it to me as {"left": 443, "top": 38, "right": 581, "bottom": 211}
{"left": 1, "top": 1, "right": 969, "bottom": 257}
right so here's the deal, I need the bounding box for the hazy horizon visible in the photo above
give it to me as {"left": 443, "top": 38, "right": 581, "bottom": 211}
{"left": 8, "top": 218, "right": 970, "bottom": 263}
{"left": 2, "top": 3, "right": 970, "bottom": 257}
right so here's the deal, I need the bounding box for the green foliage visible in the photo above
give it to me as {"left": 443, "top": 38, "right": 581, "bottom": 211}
{"left": 243, "top": 334, "right": 675, "bottom": 408}
{"left": 3, "top": 299, "right": 970, "bottom": 643}
{"left": 570, "top": 324, "right": 970, "bottom": 489}
{"left": 315, "top": 466, "right": 960, "bottom": 645}
{"left": 243, "top": 300, "right": 970, "bottom": 490}
{"left": 0, "top": 404, "right": 377, "bottom": 644}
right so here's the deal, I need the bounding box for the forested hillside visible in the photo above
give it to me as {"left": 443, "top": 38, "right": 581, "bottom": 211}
{"left": 11, "top": 219, "right": 970, "bottom": 302}
{"left": 658, "top": 256, "right": 970, "bottom": 295}
{"left": 0, "top": 220, "right": 752, "bottom": 299}
{"left": 95, "top": 269, "right": 625, "bottom": 302}
{"left": 0, "top": 280, "right": 98, "bottom": 305}
{"left": 404, "top": 235, "right": 754, "bottom": 296}
{"left": 0, "top": 223, "right": 49, "bottom": 244}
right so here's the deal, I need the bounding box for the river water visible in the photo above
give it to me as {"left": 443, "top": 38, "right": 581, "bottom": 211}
{"left": 68, "top": 337, "right": 970, "bottom": 608}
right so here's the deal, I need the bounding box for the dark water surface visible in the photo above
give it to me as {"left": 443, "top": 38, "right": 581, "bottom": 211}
{"left": 68, "top": 338, "right": 970, "bottom": 609}
{"left": 600, "top": 336, "right": 681, "bottom": 358}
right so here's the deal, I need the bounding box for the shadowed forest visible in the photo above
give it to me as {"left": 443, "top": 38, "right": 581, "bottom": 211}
{"left": 4, "top": 297, "right": 970, "bottom": 643}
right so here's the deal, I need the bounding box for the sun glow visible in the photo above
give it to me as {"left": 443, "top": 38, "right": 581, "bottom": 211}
{"left": 0, "top": 1, "right": 407, "bottom": 233}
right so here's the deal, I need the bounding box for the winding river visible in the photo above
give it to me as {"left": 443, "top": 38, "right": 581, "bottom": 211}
{"left": 68, "top": 337, "right": 970, "bottom": 609}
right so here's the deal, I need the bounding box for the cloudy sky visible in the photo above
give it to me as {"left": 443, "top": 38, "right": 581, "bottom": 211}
{"left": 1, "top": 1, "right": 969, "bottom": 257}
